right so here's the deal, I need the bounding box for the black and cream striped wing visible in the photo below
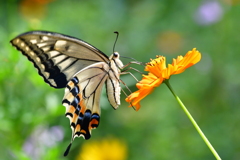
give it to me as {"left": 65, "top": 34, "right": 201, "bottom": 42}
{"left": 10, "top": 31, "right": 109, "bottom": 88}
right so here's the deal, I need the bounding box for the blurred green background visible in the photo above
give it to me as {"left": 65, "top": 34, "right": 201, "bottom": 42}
{"left": 1, "top": 0, "right": 240, "bottom": 159}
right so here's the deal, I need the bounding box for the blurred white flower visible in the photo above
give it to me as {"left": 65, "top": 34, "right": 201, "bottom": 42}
{"left": 23, "top": 125, "right": 64, "bottom": 160}
{"left": 194, "top": 1, "right": 223, "bottom": 25}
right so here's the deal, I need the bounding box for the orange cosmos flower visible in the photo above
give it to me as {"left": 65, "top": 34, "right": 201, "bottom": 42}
{"left": 126, "top": 48, "right": 201, "bottom": 111}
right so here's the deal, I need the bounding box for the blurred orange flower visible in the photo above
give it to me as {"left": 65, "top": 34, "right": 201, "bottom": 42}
{"left": 157, "top": 31, "right": 183, "bottom": 54}
{"left": 125, "top": 48, "right": 201, "bottom": 111}
{"left": 20, "top": 0, "right": 53, "bottom": 20}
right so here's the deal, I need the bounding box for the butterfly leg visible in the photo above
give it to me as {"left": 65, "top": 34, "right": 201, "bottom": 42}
{"left": 121, "top": 67, "right": 144, "bottom": 74}
{"left": 119, "top": 79, "right": 136, "bottom": 111}
{"left": 120, "top": 61, "right": 145, "bottom": 75}
{"left": 121, "top": 61, "right": 145, "bottom": 69}
{"left": 120, "top": 71, "right": 139, "bottom": 82}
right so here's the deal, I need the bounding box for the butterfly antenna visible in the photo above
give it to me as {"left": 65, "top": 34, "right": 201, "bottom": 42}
{"left": 113, "top": 31, "right": 119, "bottom": 52}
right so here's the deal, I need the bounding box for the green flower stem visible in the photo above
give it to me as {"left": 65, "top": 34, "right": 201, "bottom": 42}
{"left": 164, "top": 80, "right": 221, "bottom": 160}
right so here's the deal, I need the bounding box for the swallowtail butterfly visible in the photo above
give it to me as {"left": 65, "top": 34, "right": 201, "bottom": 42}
{"left": 10, "top": 31, "right": 129, "bottom": 156}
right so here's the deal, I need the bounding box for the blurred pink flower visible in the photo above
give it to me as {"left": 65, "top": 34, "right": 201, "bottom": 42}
{"left": 194, "top": 1, "right": 223, "bottom": 25}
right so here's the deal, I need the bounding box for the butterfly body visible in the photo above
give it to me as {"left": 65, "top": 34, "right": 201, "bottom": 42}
{"left": 10, "top": 31, "right": 124, "bottom": 154}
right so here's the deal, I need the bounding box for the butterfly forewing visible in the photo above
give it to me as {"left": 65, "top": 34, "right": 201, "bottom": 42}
{"left": 10, "top": 31, "right": 109, "bottom": 88}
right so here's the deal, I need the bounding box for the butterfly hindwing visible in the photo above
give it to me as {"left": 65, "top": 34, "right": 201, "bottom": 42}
{"left": 10, "top": 31, "right": 109, "bottom": 88}
{"left": 62, "top": 62, "right": 109, "bottom": 140}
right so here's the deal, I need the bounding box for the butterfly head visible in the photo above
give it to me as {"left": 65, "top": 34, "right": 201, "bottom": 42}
{"left": 113, "top": 52, "right": 119, "bottom": 58}
{"left": 109, "top": 52, "right": 124, "bottom": 69}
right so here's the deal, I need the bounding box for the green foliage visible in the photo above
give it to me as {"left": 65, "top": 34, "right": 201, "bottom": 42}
{"left": 1, "top": 0, "right": 240, "bottom": 159}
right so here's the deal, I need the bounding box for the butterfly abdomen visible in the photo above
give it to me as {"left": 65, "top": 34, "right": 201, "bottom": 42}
{"left": 106, "top": 77, "right": 121, "bottom": 109}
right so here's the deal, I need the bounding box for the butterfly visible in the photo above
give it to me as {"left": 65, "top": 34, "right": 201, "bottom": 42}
{"left": 10, "top": 31, "right": 135, "bottom": 156}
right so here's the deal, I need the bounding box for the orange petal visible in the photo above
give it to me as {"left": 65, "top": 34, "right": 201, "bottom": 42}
{"left": 137, "top": 73, "right": 163, "bottom": 89}
{"left": 170, "top": 48, "right": 201, "bottom": 75}
{"left": 125, "top": 87, "right": 154, "bottom": 111}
